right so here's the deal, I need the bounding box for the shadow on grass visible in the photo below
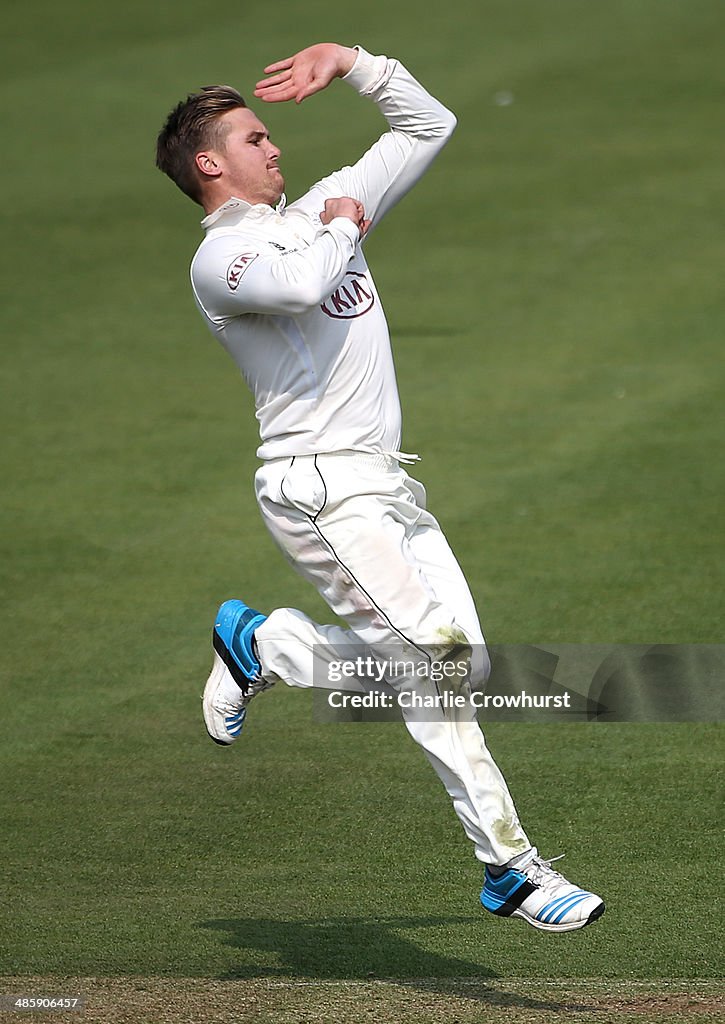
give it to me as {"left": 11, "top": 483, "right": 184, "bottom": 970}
{"left": 199, "top": 915, "right": 582, "bottom": 1012}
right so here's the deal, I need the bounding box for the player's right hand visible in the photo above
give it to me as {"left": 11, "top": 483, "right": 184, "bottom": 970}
{"left": 319, "top": 197, "right": 371, "bottom": 238}
{"left": 254, "top": 44, "right": 358, "bottom": 104}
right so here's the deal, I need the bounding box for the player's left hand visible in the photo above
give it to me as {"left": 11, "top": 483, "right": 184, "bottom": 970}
{"left": 319, "top": 197, "right": 371, "bottom": 238}
{"left": 254, "top": 43, "right": 357, "bottom": 104}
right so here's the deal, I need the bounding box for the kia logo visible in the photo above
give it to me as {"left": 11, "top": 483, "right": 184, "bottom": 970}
{"left": 321, "top": 271, "right": 375, "bottom": 319}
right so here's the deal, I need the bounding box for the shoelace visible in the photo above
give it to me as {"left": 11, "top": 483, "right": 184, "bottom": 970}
{"left": 245, "top": 677, "right": 276, "bottom": 700}
{"left": 216, "top": 677, "right": 274, "bottom": 713}
{"left": 526, "top": 852, "right": 567, "bottom": 886}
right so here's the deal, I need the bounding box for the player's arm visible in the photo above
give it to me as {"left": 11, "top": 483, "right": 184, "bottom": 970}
{"left": 191, "top": 200, "right": 365, "bottom": 320}
{"left": 255, "top": 43, "right": 457, "bottom": 230}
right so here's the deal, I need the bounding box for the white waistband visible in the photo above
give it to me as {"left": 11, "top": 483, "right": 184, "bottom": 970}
{"left": 264, "top": 449, "right": 421, "bottom": 470}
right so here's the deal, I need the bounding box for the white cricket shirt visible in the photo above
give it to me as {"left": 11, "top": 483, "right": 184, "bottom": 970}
{"left": 190, "top": 47, "right": 456, "bottom": 461}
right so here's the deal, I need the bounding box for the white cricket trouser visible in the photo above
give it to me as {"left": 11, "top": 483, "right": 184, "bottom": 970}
{"left": 252, "top": 451, "right": 530, "bottom": 865}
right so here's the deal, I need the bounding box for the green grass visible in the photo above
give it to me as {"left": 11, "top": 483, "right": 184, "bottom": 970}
{"left": 1, "top": 711, "right": 721, "bottom": 979}
{"left": 0, "top": 0, "right": 723, "bottom": 1005}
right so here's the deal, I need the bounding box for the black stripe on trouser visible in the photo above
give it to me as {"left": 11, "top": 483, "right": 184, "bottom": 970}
{"left": 303, "top": 462, "right": 440, "bottom": 697}
{"left": 213, "top": 628, "right": 250, "bottom": 695}
{"left": 489, "top": 879, "right": 538, "bottom": 917}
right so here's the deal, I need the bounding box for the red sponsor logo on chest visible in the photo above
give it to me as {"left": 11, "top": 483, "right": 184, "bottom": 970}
{"left": 321, "top": 271, "right": 375, "bottom": 319}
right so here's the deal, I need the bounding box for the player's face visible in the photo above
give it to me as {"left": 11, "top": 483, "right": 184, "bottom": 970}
{"left": 213, "top": 107, "right": 284, "bottom": 206}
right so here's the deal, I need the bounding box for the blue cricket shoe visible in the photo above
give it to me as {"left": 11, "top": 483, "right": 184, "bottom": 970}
{"left": 481, "top": 849, "right": 605, "bottom": 932}
{"left": 202, "top": 599, "right": 271, "bottom": 745}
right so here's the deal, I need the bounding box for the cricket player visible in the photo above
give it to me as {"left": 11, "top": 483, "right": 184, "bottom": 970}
{"left": 156, "top": 42, "right": 604, "bottom": 932}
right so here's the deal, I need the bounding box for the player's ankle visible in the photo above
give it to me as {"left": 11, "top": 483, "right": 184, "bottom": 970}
{"left": 486, "top": 847, "right": 535, "bottom": 876}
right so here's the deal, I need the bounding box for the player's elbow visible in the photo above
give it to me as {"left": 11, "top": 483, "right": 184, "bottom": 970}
{"left": 441, "top": 108, "right": 457, "bottom": 140}
{"left": 425, "top": 107, "right": 457, "bottom": 146}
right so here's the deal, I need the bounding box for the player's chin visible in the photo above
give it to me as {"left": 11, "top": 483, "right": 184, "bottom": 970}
{"left": 269, "top": 174, "right": 285, "bottom": 203}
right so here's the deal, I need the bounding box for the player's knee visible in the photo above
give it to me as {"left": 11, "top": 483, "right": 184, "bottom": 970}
{"left": 471, "top": 644, "right": 491, "bottom": 688}
{"left": 423, "top": 619, "right": 490, "bottom": 688}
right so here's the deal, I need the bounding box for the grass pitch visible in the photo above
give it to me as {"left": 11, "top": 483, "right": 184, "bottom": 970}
{"left": 1, "top": 0, "right": 723, "bottom": 1021}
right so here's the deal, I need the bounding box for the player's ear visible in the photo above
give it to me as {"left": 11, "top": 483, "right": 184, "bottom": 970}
{"left": 195, "top": 151, "right": 223, "bottom": 180}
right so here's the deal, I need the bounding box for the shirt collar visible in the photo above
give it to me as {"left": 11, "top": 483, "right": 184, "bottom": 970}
{"left": 201, "top": 193, "right": 287, "bottom": 230}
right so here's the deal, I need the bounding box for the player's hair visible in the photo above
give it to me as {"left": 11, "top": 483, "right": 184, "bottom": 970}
{"left": 156, "top": 85, "right": 247, "bottom": 205}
